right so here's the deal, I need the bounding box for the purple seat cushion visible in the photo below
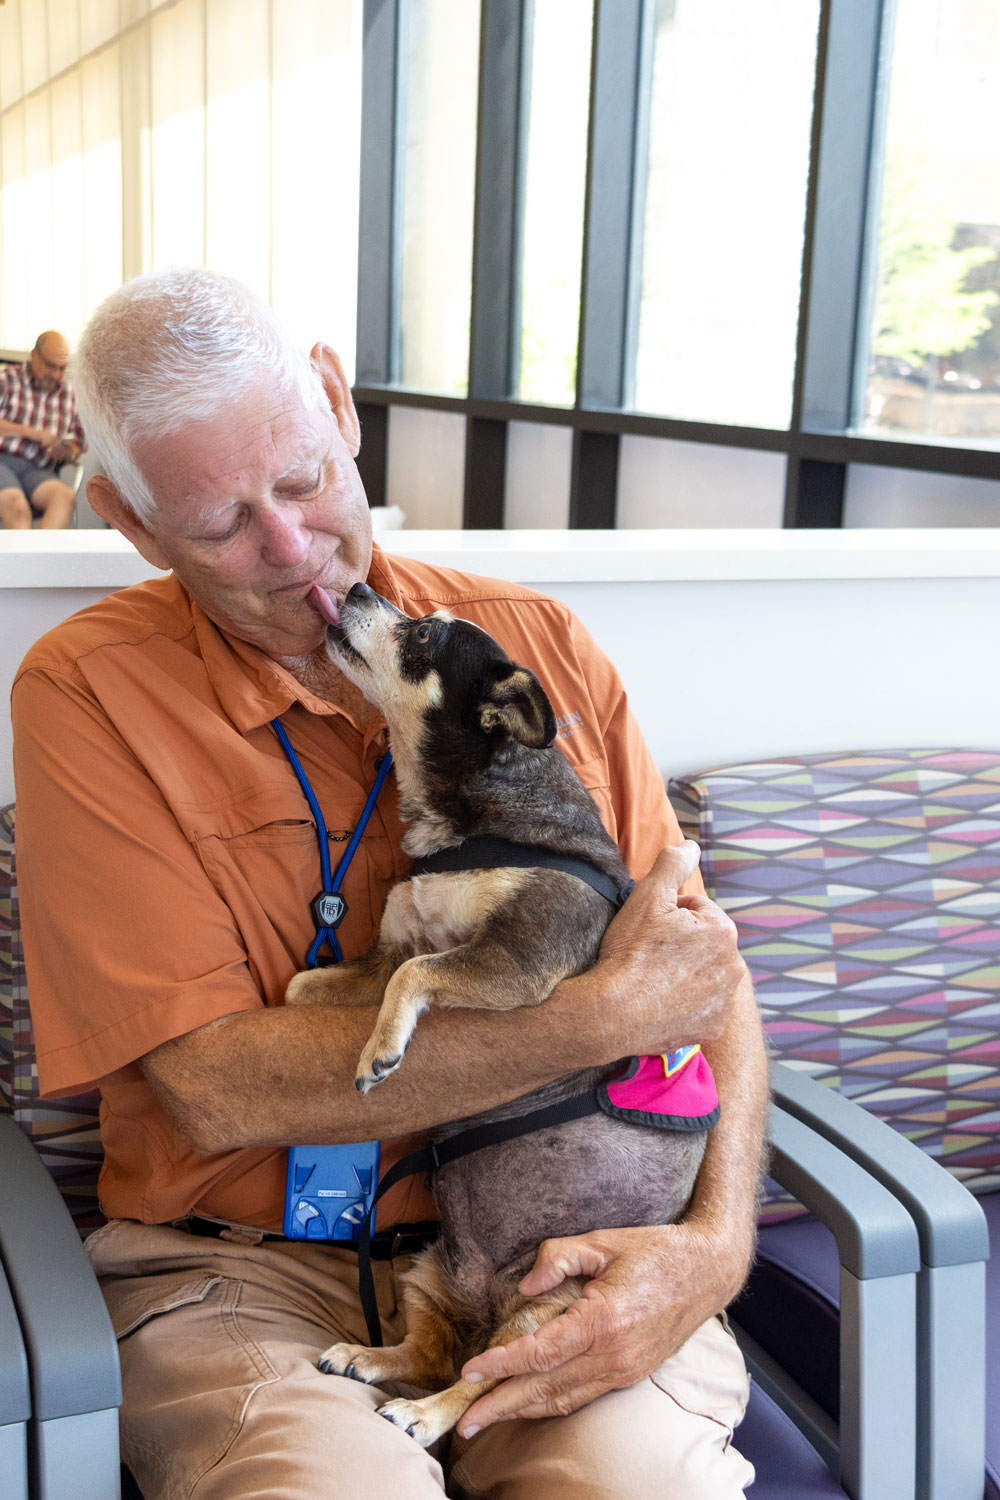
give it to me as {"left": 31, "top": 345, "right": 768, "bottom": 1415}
{"left": 743, "top": 1190, "right": 999, "bottom": 1500}
{"left": 738, "top": 1384, "right": 850, "bottom": 1498}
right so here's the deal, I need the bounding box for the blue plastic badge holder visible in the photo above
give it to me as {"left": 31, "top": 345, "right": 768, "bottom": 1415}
{"left": 283, "top": 1141, "right": 381, "bottom": 1242}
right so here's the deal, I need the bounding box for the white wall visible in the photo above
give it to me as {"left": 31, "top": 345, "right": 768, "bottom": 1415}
{"left": 3, "top": 529, "right": 1000, "bottom": 808}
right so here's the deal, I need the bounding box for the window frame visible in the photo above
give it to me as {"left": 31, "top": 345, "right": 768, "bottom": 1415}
{"left": 354, "top": 0, "right": 1000, "bottom": 528}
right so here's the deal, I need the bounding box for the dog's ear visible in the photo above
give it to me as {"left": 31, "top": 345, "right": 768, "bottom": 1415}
{"left": 478, "top": 668, "right": 556, "bottom": 749}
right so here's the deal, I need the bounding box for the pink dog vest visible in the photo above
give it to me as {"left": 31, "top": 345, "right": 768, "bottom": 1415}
{"left": 598, "top": 1046, "right": 720, "bottom": 1131}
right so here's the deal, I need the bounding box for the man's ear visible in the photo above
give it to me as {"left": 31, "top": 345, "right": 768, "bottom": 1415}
{"left": 86, "top": 476, "right": 172, "bottom": 571}
{"left": 478, "top": 668, "right": 556, "bottom": 749}
{"left": 310, "top": 342, "right": 361, "bottom": 457}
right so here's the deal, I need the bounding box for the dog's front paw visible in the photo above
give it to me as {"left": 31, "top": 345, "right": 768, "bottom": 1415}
{"left": 318, "top": 1341, "right": 382, "bottom": 1382}
{"left": 376, "top": 1395, "right": 450, "bottom": 1448}
{"left": 355, "top": 1034, "right": 409, "bottom": 1094}
{"left": 355, "top": 1006, "right": 421, "bottom": 1092}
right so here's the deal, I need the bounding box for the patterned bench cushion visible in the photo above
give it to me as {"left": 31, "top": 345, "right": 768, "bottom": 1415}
{"left": 670, "top": 750, "right": 1000, "bottom": 1219}
{"left": 1, "top": 803, "right": 105, "bottom": 1233}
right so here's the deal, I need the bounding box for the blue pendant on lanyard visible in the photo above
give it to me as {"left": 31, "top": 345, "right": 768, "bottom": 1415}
{"left": 270, "top": 717, "right": 393, "bottom": 967}
{"left": 271, "top": 716, "right": 392, "bottom": 1242}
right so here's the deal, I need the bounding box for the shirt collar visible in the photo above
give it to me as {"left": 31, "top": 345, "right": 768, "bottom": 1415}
{"left": 186, "top": 541, "right": 406, "bottom": 735}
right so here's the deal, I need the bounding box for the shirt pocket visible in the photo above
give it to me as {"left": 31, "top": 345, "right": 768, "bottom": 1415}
{"left": 194, "top": 786, "right": 390, "bottom": 989}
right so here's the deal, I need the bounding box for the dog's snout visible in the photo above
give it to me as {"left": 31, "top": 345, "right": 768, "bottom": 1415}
{"left": 347, "top": 582, "right": 376, "bottom": 604}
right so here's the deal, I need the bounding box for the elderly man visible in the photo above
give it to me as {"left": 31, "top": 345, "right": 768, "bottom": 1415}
{"left": 0, "top": 331, "right": 85, "bottom": 528}
{"left": 12, "top": 269, "right": 766, "bottom": 1500}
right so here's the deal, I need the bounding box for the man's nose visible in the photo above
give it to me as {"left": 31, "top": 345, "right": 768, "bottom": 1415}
{"left": 259, "top": 502, "right": 311, "bottom": 567}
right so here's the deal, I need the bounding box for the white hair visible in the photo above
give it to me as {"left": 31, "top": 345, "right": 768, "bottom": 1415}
{"left": 71, "top": 267, "right": 326, "bottom": 523}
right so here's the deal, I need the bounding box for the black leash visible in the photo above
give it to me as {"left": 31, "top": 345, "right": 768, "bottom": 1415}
{"left": 357, "top": 1089, "right": 602, "bottom": 1346}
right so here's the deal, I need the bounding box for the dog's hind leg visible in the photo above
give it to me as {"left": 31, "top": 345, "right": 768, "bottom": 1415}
{"left": 317, "top": 1245, "right": 461, "bottom": 1391}
{"left": 374, "top": 1276, "right": 585, "bottom": 1448}
{"left": 284, "top": 941, "right": 399, "bottom": 1008}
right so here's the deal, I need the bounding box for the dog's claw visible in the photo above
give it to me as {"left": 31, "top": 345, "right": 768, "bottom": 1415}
{"left": 377, "top": 1406, "right": 411, "bottom": 1434}
{"left": 356, "top": 1051, "right": 405, "bottom": 1093}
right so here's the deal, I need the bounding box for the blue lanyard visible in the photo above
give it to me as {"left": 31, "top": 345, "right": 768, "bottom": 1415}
{"left": 270, "top": 717, "right": 394, "bottom": 967}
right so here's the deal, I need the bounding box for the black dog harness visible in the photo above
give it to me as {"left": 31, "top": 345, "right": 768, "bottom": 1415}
{"left": 410, "top": 836, "right": 635, "bottom": 909}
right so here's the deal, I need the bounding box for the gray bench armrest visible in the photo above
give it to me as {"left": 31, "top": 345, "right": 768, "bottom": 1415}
{"left": 0, "top": 1250, "right": 30, "bottom": 1499}
{"left": 768, "top": 1065, "right": 988, "bottom": 1500}
{"left": 0, "top": 1116, "right": 123, "bottom": 1498}
{"left": 768, "top": 1104, "right": 921, "bottom": 1278}
{"left": 0, "top": 1115, "right": 120, "bottom": 1422}
{"left": 772, "top": 1062, "right": 989, "bottom": 1267}
{"left": 734, "top": 1103, "right": 921, "bottom": 1500}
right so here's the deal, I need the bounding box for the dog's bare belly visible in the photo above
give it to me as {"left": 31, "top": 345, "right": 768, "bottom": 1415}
{"left": 317, "top": 1075, "right": 708, "bottom": 1445}
{"left": 432, "top": 1068, "right": 707, "bottom": 1318}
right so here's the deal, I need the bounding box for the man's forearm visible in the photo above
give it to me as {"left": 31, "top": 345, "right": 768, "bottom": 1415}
{"left": 144, "top": 972, "right": 619, "bottom": 1155}
{"left": 685, "top": 970, "right": 769, "bottom": 1294}
{"left": 0, "top": 418, "right": 42, "bottom": 441}
{"left": 143, "top": 854, "right": 748, "bottom": 1158}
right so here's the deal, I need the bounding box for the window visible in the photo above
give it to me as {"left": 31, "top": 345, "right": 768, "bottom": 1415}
{"left": 5, "top": 0, "right": 998, "bottom": 529}
{"left": 397, "top": 0, "right": 481, "bottom": 395}
{"left": 516, "top": 0, "right": 594, "bottom": 406}
{"left": 861, "top": 0, "right": 1000, "bottom": 445}
{"left": 632, "top": 0, "right": 820, "bottom": 429}
{"left": 0, "top": 0, "right": 362, "bottom": 369}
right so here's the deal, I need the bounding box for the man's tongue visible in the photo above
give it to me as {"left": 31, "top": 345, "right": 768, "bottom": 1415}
{"left": 306, "top": 585, "right": 342, "bottom": 628}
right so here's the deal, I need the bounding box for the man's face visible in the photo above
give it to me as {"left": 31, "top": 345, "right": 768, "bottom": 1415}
{"left": 131, "top": 378, "right": 373, "bottom": 662}
{"left": 30, "top": 336, "right": 69, "bottom": 389}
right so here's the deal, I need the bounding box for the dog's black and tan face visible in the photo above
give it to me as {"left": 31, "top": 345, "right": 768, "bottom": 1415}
{"left": 324, "top": 583, "right": 556, "bottom": 773}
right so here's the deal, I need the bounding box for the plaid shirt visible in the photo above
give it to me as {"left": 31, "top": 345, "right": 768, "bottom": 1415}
{"left": 0, "top": 360, "right": 87, "bottom": 470}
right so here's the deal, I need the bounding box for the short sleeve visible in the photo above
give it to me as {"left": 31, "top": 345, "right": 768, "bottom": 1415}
{"left": 564, "top": 610, "right": 705, "bottom": 896}
{"left": 12, "top": 666, "right": 262, "bottom": 1098}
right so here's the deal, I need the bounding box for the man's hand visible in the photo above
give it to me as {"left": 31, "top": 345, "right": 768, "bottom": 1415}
{"left": 46, "top": 438, "right": 79, "bottom": 465}
{"left": 585, "top": 841, "right": 745, "bottom": 1053}
{"left": 456, "top": 1220, "right": 745, "bottom": 1437}
{"left": 32, "top": 426, "right": 60, "bottom": 449}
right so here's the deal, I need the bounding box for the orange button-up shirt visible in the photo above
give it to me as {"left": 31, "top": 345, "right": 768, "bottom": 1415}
{"left": 12, "top": 545, "right": 698, "bottom": 1230}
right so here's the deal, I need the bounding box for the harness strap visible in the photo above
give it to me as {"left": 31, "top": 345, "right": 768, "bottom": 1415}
{"left": 357, "top": 1090, "right": 602, "bottom": 1347}
{"left": 410, "top": 836, "right": 635, "bottom": 910}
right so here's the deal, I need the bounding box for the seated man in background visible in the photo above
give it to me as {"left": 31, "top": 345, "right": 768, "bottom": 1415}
{"left": 0, "top": 330, "right": 85, "bottom": 529}
{"left": 12, "top": 268, "right": 766, "bottom": 1500}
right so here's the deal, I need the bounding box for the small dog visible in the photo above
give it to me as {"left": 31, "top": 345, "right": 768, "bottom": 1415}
{"left": 285, "top": 582, "right": 713, "bottom": 1446}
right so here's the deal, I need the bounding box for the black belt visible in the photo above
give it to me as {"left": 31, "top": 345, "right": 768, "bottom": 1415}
{"left": 184, "top": 1214, "right": 439, "bottom": 1259}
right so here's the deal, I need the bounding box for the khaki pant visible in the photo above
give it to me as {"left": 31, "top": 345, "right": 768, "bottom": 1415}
{"left": 88, "top": 1219, "right": 754, "bottom": 1500}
